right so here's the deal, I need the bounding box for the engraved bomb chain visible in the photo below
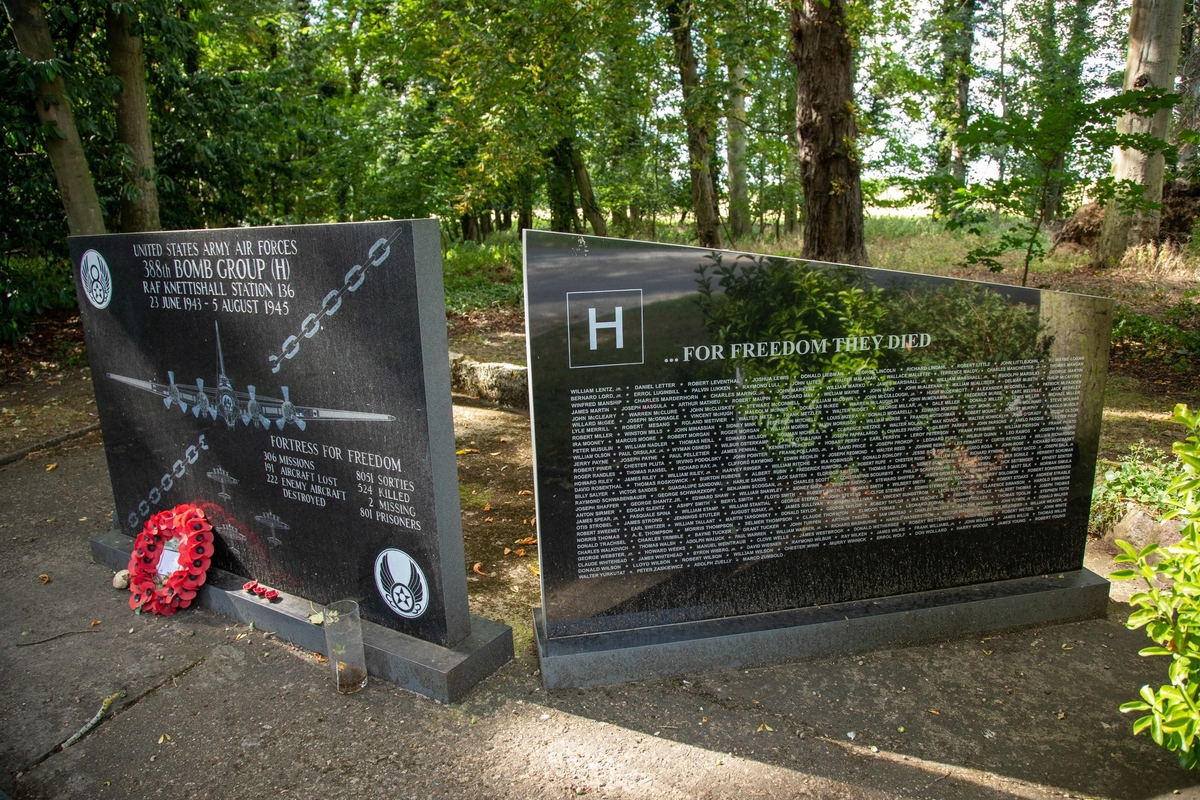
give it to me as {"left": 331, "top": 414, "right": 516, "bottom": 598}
{"left": 268, "top": 232, "right": 397, "bottom": 373}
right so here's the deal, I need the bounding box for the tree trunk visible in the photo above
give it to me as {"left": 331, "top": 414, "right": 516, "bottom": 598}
{"left": 480, "top": 209, "right": 493, "bottom": 239}
{"left": 1176, "top": 0, "right": 1200, "bottom": 170}
{"left": 5, "top": 0, "right": 105, "bottom": 235}
{"left": 498, "top": 207, "right": 512, "bottom": 230}
{"left": 1095, "top": 0, "right": 1185, "bottom": 267}
{"left": 570, "top": 146, "right": 608, "bottom": 236}
{"left": 1041, "top": 151, "right": 1066, "bottom": 224}
{"left": 460, "top": 213, "right": 481, "bottom": 243}
{"left": 726, "top": 60, "right": 750, "bottom": 240}
{"left": 546, "top": 137, "right": 579, "bottom": 233}
{"left": 107, "top": 6, "right": 160, "bottom": 232}
{"left": 790, "top": 0, "right": 869, "bottom": 265}
{"left": 936, "top": 0, "right": 976, "bottom": 183}
{"left": 517, "top": 172, "right": 534, "bottom": 232}
{"left": 663, "top": 0, "right": 721, "bottom": 248}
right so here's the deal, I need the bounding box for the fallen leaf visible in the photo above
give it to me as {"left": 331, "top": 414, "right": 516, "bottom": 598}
{"left": 515, "top": 536, "right": 536, "bottom": 545}
{"left": 308, "top": 611, "right": 325, "bottom": 626}
{"left": 235, "top": 632, "right": 249, "bottom": 641}
{"left": 897, "top": 726, "right": 905, "bottom": 733}
{"left": 485, "top": 516, "right": 494, "bottom": 523}
{"left": 1061, "top": 644, "right": 1074, "bottom": 651}
{"left": 38, "top": 573, "right": 50, "bottom": 585}
{"left": 45, "top": 463, "right": 57, "bottom": 472}
{"left": 78, "top": 517, "right": 88, "bottom": 522}
{"left": 503, "top": 547, "right": 512, "bottom": 555}
{"left": 158, "top": 733, "right": 171, "bottom": 744}
{"left": 529, "top": 565, "right": 540, "bottom": 575}
{"left": 456, "top": 448, "right": 479, "bottom": 455}
{"left": 1057, "top": 711, "right": 1067, "bottom": 720}
{"left": 489, "top": 451, "right": 500, "bottom": 456}
{"left": 473, "top": 562, "right": 492, "bottom": 577}
{"left": 482, "top": 503, "right": 492, "bottom": 512}
{"left": 846, "top": 731, "right": 855, "bottom": 740}
{"left": 757, "top": 723, "right": 774, "bottom": 732}
{"left": 982, "top": 649, "right": 993, "bottom": 656}
{"left": 701, "top": 717, "right": 708, "bottom": 723}
{"left": 518, "top": 490, "right": 532, "bottom": 496}
{"left": 515, "top": 548, "right": 525, "bottom": 557}
{"left": 90, "top": 620, "right": 102, "bottom": 627}
{"left": 926, "top": 708, "right": 940, "bottom": 716}
{"left": 314, "top": 653, "right": 329, "bottom": 664}
{"left": 530, "top": 516, "right": 536, "bottom": 525}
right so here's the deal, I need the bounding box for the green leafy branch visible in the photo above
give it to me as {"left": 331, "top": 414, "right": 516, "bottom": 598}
{"left": 1111, "top": 404, "right": 1200, "bottom": 770}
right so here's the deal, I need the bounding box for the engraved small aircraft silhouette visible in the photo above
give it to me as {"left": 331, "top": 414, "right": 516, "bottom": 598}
{"left": 255, "top": 511, "right": 289, "bottom": 546}
{"left": 206, "top": 466, "right": 239, "bottom": 500}
{"left": 107, "top": 321, "right": 395, "bottom": 431}
{"left": 215, "top": 522, "right": 246, "bottom": 554}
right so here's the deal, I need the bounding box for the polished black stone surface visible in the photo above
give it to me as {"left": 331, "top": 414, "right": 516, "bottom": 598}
{"left": 524, "top": 232, "right": 1114, "bottom": 640}
{"left": 70, "top": 220, "right": 470, "bottom": 646}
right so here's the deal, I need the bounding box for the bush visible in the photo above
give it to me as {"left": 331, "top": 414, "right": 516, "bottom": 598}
{"left": 441, "top": 235, "right": 522, "bottom": 314}
{"left": 1112, "top": 404, "right": 1200, "bottom": 769}
{"left": 1090, "top": 443, "right": 1179, "bottom": 537}
{"left": 1112, "top": 303, "right": 1200, "bottom": 368}
{"left": 0, "top": 255, "right": 76, "bottom": 346}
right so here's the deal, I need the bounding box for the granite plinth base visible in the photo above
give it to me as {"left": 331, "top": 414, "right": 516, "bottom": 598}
{"left": 93, "top": 531, "right": 513, "bottom": 704}
{"left": 534, "top": 569, "right": 1110, "bottom": 690}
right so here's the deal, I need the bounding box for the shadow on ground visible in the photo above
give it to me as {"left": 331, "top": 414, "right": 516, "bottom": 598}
{"left": 4, "top": 404, "right": 1200, "bottom": 799}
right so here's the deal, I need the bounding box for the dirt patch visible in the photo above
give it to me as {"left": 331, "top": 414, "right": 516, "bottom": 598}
{"left": 1161, "top": 179, "right": 1200, "bottom": 243}
{"left": 447, "top": 308, "right": 527, "bottom": 365}
{"left": 452, "top": 400, "right": 540, "bottom": 651}
{"left": 1050, "top": 202, "right": 1104, "bottom": 255}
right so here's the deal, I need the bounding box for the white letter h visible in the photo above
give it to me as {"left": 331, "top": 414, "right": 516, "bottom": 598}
{"left": 588, "top": 306, "right": 623, "bottom": 350}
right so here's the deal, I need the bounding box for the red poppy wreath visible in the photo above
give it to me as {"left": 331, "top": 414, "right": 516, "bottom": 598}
{"left": 127, "top": 504, "right": 214, "bottom": 616}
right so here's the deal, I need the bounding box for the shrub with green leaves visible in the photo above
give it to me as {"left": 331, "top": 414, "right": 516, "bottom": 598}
{"left": 0, "top": 255, "right": 76, "bottom": 346}
{"left": 1112, "top": 305, "right": 1200, "bottom": 368}
{"left": 1111, "top": 404, "right": 1200, "bottom": 769}
{"left": 1090, "top": 442, "right": 1178, "bottom": 537}
{"left": 441, "top": 235, "right": 522, "bottom": 314}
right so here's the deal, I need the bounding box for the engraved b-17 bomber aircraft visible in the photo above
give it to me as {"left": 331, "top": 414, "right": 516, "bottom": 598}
{"left": 107, "top": 322, "right": 396, "bottom": 431}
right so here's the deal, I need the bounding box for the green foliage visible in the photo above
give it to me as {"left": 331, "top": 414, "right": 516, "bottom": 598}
{"left": 695, "top": 251, "right": 885, "bottom": 377}
{"left": 0, "top": 256, "right": 76, "bottom": 346}
{"left": 1112, "top": 405, "right": 1200, "bottom": 770}
{"left": 441, "top": 235, "right": 522, "bottom": 314}
{"left": 933, "top": 88, "right": 1178, "bottom": 285}
{"left": 879, "top": 283, "right": 1047, "bottom": 367}
{"left": 1113, "top": 303, "right": 1200, "bottom": 367}
{"left": 1091, "top": 442, "right": 1179, "bottom": 536}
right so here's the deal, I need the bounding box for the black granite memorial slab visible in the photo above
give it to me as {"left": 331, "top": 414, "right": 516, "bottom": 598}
{"left": 71, "top": 220, "right": 473, "bottom": 648}
{"left": 524, "top": 232, "right": 1113, "bottom": 658}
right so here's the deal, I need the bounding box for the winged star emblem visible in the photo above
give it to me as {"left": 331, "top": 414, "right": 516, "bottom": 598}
{"left": 375, "top": 549, "right": 428, "bottom": 619}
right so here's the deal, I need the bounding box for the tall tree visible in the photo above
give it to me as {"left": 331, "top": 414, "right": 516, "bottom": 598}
{"left": 935, "top": 0, "right": 976, "bottom": 184}
{"left": 790, "top": 0, "right": 869, "bottom": 265}
{"left": 1178, "top": 0, "right": 1200, "bottom": 172}
{"left": 4, "top": 0, "right": 105, "bottom": 235}
{"left": 726, "top": 59, "right": 750, "bottom": 239}
{"left": 571, "top": 144, "right": 608, "bottom": 235}
{"left": 664, "top": 0, "right": 722, "bottom": 248}
{"left": 106, "top": 3, "right": 159, "bottom": 231}
{"left": 1095, "top": 0, "right": 1185, "bottom": 267}
{"left": 1025, "top": 0, "right": 1094, "bottom": 224}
